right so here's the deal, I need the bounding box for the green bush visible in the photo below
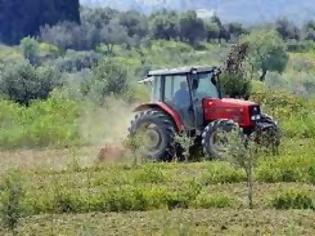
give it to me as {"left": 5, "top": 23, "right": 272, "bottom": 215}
{"left": 281, "top": 112, "right": 315, "bottom": 138}
{"left": 192, "top": 193, "right": 232, "bottom": 208}
{"left": 23, "top": 179, "right": 229, "bottom": 214}
{"left": 53, "top": 50, "right": 100, "bottom": 72}
{"left": 0, "top": 170, "right": 26, "bottom": 232}
{"left": 221, "top": 71, "right": 251, "bottom": 98}
{"left": 0, "top": 59, "right": 62, "bottom": 105}
{"left": 251, "top": 90, "right": 305, "bottom": 119}
{"left": 265, "top": 72, "right": 289, "bottom": 91}
{"left": 82, "top": 58, "right": 129, "bottom": 104}
{"left": 251, "top": 90, "right": 315, "bottom": 138}
{"left": 134, "top": 164, "right": 169, "bottom": 184}
{"left": 270, "top": 188, "right": 315, "bottom": 210}
{"left": 0, "top": 96, "right": 80, "bottom": 148}
{"left": 256, "top": 154, "right": 315, "bottom": 183}
{"left": 199, "top": 162, "right": 245, "bottom": 185}
{"left": 166, "top": 180, "right": 202, "bottom": 209}
{"left": 20, "top": 37, "right": 40, "bottom": 65}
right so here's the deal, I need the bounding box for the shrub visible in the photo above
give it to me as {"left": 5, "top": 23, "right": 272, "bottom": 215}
{"left": 0, "top": 170, "right": 26, "bottom": 232}
{"left": 134, "top": 164, "right": 169, "bottom": 184}
{"left": 250, "top": 90, "right": 315, "bottom": 138}
{"left": 199, "top": 162, "right": 245, "bottom": 185}
{"left": 53, "top": 188, "right": 82, "bottom": 214}
{"left": 250, "top": 90, "right": 304, "bottom": 119}
{"left": 96, "top": 186, "right": 169, "bottom": 212}
{"left": 270, "top": 188, "right": 315, "bottom": 210}
{"left": 82, "top": 58, "right": 129, "bottom": 104}
{"left": 308, "top": 167, "right": 315, "bottom": 185}
{"left": 0, "top": 96, "right": 81, "bottom": 148}
{"left": 265, "top": 72, "right": 289, "bottom": 91}
{"left": 40, "top": 22, "right": 88, "bottom": 50}
{"left": 192, "top": 193, "right": 232, "bottom": 209}
{"left": 256, "top": 154, "right": 315, "bottom": 183}
{"left": 167, "top": 180, "right": 202, "bottom": 209}
{"left": 53, "top": 50, "right": 100, "bottom": 72}
{"left": 0, "top": 60, "right": 62, "bottom": 105}
{"left": 281, "top": 112, "right": 315, "bottom": 138}
{"left": 20, "top": 37, "right": 40, "bottom": 65}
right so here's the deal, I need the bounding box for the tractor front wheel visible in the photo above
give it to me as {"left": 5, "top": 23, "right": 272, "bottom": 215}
{"left": 202, "top": 120, "right": 239, "bottom": 160}
{"left": 250, "top": 114, "right": 281, "bottom": 154}
{"left": 128, "top": 109, "right": 175, "bottom": 161}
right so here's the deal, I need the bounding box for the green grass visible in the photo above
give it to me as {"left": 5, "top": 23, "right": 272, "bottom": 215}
{"left": 0, "top": 138, "right": 314, "bottom": 234}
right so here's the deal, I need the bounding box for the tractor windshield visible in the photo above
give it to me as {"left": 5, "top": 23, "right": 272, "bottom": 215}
{"left": 194, "top": 72, "right": 219, "bottom": 99}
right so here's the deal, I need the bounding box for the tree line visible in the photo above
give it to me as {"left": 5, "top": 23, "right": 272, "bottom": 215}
{"left": 38, "top": 8, "right": 315, "bottom": 52}
{"left": 2, "top": 3, "right": 315, "bottom": 51}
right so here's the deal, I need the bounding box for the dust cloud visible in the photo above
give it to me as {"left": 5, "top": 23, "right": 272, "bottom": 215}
{"left": 79, "top": 96, "right": 136, "bottom": 149}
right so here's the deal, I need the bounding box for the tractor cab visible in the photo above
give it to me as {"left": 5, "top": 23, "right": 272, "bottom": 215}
{"left": 142, "top": 66, "right": 221, "bottom": 131}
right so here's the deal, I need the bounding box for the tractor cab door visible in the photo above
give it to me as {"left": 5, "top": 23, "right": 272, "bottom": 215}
{"left": 163, "top": 75, "right": 195, "bottom": 130}
{"left": 191, "top": 72, "right": 220, "bottom": 129}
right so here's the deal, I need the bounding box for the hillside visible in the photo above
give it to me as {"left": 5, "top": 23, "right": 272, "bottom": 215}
{"left": 80, "top": 0, "right": 315, "bottom": 25}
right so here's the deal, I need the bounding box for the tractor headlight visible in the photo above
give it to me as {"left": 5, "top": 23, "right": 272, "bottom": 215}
{"left": 251, "top": 115, "right": 261, "bottom": 121}
{"left": 249, "top": 106, "right": 261, "bottom": 121}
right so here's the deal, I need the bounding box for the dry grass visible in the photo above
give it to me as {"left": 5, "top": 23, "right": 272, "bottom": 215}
{"left": 10, "top": 209, "right": 315, "bottom": 236}
{"left": 0, "top": 147, "right": 99, "bottom": 173}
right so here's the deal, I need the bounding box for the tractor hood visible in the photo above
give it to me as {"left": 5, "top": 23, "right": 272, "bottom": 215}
{"left": 220, "top": 98, "right": 258, "bottom": 107}
{"left": 203, "top": 98, "right": 260, "bottom": 128}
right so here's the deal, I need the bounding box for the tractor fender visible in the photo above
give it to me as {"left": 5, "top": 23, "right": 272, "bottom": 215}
{"left": 133, "top": 103, "right": 184, "bottom": 132}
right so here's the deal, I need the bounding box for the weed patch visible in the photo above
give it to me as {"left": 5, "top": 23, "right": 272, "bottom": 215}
{"left": 192, "top": 193, "right": 232, "bottom": 209}
{"left": 269, "top": 188, "right": 315, "bottom": 210}
{"left": 199, "top": 162, "right": 245, "bottom": 185}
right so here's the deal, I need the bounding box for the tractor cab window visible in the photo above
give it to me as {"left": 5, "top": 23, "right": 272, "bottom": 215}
{"left": 164, "top": 75, "right": 190, "bottom": 107}
{"left": 194, "top": 72, "right": 219, "bottom": 99}
{"left": 152, "top": 76, "right": 162, "bottom": 101}
{"left": 164, "top": 74, "right": 193, "bottom": 128}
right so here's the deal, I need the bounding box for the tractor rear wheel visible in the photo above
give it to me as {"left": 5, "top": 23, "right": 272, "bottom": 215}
{"left": 202, "top": 120, "right": 239, "bottom": 160}
{"left": 128, "top": 109, "right": 175, "bottom": 161}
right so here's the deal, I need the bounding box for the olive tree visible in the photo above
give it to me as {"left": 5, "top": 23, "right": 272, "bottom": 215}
{"left": 20, "top": 37, "right": 40, "bottom": 65}
{"left": 243, "top": 29, "right": 288, "bottom": 81}
{"left": 81, "top": 58, "right": 129, "bottom": 103}
{"left": 0, "top": 60, "right": 61, "bottom": 105}
{"left": 224, "top": 129, "right": 261, "bottom": 209}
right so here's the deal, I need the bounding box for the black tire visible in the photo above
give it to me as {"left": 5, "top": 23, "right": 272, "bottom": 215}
{"left": 251, "top": 114, "right": 281, "bottom": 154}
{"left": 202, "top": 119, "right": 239, "bottom": 160}
{"left": 128, "top": 109, "right": 175, "bottom": 161}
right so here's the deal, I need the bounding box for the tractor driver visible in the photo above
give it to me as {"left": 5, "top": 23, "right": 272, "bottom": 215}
{"left": 174, "top": 81, "right": 190, "bottom": 108}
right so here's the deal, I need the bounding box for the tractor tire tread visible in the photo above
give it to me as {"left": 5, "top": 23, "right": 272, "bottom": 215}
{"left": 128, "top": 108, "right": 176, "bottom": 161}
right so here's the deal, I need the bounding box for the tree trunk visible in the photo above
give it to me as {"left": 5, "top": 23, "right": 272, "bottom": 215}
{"left": 259, "top": 69, "right": 267, "bottom": 81}
{"left": 246, "top": 168, "right": 254, "bottom": 209}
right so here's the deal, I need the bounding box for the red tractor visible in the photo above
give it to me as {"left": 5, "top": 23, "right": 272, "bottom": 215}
{"left": 129, "top": 66, "right": 280, "bottom": 161}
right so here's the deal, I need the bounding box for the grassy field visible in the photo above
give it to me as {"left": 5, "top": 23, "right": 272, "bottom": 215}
{"left": 1, "top": 38, "right": 315, "bottom": 235}
{"left": 0, "top": 138, "right": 314, "bottom": 235}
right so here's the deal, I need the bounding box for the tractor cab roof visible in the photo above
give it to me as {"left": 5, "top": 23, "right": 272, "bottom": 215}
{"left": 147, "top": 66, "right": 218, "bottom": 77}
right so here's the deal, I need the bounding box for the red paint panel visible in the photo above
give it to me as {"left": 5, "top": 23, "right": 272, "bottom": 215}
{"left": 203, "top": 98, "right": 255, "bottom": 128}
